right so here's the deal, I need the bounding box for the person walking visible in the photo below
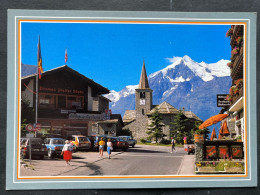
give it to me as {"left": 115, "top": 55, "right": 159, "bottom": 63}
{"left": 99, "top": 137, "right": 105, "bottom": 158}
{"left": 171, "top": 137, "right": 177, "bottom": 153}
{"left": 107, "top": 138, "right": 113, "bottom": 159}
{"left": 61, "top": 140, "right": 73, "bottom": 166}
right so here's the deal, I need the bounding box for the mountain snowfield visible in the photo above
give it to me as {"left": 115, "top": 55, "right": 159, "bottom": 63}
{"left": 105, "top": 55, "right": 232, "bottom": 121}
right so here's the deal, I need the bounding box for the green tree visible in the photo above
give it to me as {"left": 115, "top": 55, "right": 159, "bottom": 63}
{"left": 21, "top": 98, "right": 35, "bottom": 137}
{"left": 170, "top": 109, "right": 189, "bottom": 144}
{"left": 192, "top": 120, "right": 210, "bottom": 140}
{"left": 146, "top": 108, "right": 166, "bottom": 143}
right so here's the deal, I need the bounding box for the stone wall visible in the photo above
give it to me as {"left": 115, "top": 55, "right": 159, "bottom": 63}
{"left": 195, "top": 142, "right": 204, "bottom": 161}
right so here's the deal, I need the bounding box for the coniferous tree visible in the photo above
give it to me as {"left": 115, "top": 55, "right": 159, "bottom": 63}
{"left": 192, "top": 120, "right": 210, "bottom": 140}
{"left": 146, "top": 109, "right": 166, "bottom": 143}
{"left": 170, "top": 109, "right": 188, "bottom": 144}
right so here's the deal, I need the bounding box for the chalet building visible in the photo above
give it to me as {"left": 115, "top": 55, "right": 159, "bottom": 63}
{"left": 123, "top": 62, "right": 202, "bottom": 140}
{"left": 21, "top": 65, "right": 122, "bottom": 137}
{"left": 224, "top": 25, "right": 244, "bottom": 141}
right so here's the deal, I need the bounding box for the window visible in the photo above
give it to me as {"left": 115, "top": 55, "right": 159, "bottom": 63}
{"left": 140, "top": 92, "right": 145, "bottom": 99}
{"left": 39, "top": 94, "right": 55, "bottom": 108}
{"left": 67, "top": 96, "right": 83, "bottom": 109}
{"left": 142, "top": 109, "right": 145, "bottom": 115}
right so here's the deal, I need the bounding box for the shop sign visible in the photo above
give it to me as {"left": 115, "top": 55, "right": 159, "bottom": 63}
{"left": 69, "top": 113, "right": 102, "bottom": 120}
{"left": 217, "top": 94, "right": 230, "bottom": 107}
{"left": 26, "top": 133, "right": 34, "bottom": 138}
{"left": 60, "top": 109, "right": 76, "bottom": 114}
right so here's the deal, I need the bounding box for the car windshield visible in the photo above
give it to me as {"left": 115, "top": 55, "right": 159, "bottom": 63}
{"left": 118, "top": 138, "right": 126, "bottom": 142}
{"left": 30, "top": 139, "right": 44, "bottom": 145}
{"left": 78, "top": 137, "right": 89, "bottom": 142}
{"left": 53, "top": 139, "right": 65, "bottom": 144}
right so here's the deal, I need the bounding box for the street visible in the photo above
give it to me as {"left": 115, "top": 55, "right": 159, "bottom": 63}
{"left": 20, "top": 145, "right": 193, "bottom": 176}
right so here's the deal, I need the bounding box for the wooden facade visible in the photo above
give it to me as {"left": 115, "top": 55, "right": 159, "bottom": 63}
{"left": 21, "top": 65, "right": 117, "bottom": 138}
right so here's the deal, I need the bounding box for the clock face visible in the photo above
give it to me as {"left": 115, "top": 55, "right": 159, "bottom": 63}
{"left": 140, "top": 99, "right": 145, "bottom": 105}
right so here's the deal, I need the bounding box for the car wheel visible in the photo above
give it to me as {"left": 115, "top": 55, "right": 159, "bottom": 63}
{"left": 132, "top": 144, "right": 135, "bottom": 148}
{"left": 39, "top": 155, "right": 44, "bottom": 160}
{"left": 48, "top": 149, "right": 53, "bottom": 158}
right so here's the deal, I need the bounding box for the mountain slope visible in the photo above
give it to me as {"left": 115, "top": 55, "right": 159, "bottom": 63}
{"left": 105, "top": 56, "right": 231, "bottom": 121}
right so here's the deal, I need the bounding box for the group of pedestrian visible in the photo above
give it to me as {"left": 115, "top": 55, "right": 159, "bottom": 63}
{"left": 61, "top": 138, "right": 114, "bottom": 166}
{"left": 99, "top": 138, "right": 113, "bottom": 159}
{"left": 61, "top": 137, "right": 176, "bottom": 166}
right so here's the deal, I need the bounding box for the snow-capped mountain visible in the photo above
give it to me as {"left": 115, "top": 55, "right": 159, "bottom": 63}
{"left": 105, "top": 55, "right": 231, "bottom": 121}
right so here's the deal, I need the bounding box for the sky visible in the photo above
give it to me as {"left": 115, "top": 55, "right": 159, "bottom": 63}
{"left": 21, "top": 22, "right": 231, "bottom": 91}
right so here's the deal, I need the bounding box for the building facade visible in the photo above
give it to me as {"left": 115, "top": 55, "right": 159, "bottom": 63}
{"left": 123, "top": 62, "right": 202, "bottom": 140}
{"left": 21, "top": 65, "right": 121, "bottom": 138}
{"left": 225, "top": 25, "right": 244, "bottom": 141}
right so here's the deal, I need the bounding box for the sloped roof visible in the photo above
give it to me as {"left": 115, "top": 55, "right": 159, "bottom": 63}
{"left": 123, "top": 110, "right": 136, "bottom": 123}
{"left": 184, "top": 111, "right": 202, "bottom": 121}
{"left": 21, "top": 65, "right": 109, "bottom": 94}
{"left": 148, "top": 101, "right": 179, "bottom": 115}
{"left": 97, "top": 119, "right": 119, "bottom": 124}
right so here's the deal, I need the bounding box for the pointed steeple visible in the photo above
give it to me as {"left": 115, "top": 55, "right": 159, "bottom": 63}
{"left": 138, "top": 60, "right": 149, "bottom": 89}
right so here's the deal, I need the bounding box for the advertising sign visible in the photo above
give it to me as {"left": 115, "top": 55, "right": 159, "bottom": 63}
{"left": 217, "top": 94, "right": 231, "bottom": 107}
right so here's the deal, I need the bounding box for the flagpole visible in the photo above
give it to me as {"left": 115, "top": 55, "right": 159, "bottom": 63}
{"left": 35, "top": 36, "right": 39, "bottom": 137}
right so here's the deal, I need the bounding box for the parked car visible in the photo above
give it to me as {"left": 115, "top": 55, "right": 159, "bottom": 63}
{"left": 118, "top": 136, "right": 137, "bottom": 147}
{"left": 44, "top": 138, "right": 65, "bottom": 158}
{"left": 20, "top": 138, "right": 47, "bottom": 159}
{"left": 112, "top": 137, "right": 129, "bottom": 151}
{"left": 86, "top": 136, "right": 96, "bottom": 150}
{"left": 187, "top": 144, "right": 195, "bottom": 155}
{"left": 71, "top": 135, "right": 91, "bottom": 151}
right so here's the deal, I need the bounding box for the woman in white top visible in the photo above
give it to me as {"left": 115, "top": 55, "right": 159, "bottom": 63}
{"left": 61, "top": 140, "right": 73, "bottom": 166}
{"left": 107, "top": 139, "right": 113, "bottom": 159}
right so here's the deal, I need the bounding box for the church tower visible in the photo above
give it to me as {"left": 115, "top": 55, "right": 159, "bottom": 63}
{"left": 135, "top": 61, "right": 153, "bottom": 138}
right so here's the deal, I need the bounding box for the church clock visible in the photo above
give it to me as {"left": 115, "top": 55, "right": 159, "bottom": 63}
{"left": 140, "top": 99, "right": 146, "bottom": 105}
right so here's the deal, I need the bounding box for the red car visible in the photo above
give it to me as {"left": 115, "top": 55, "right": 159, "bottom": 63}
{"left": 110, "top": 137, "right": 129, "bottom": 151}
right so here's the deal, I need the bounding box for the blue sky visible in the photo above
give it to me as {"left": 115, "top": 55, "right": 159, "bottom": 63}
{"left": 21, "top": 22, "right": 231, "bottom": 91}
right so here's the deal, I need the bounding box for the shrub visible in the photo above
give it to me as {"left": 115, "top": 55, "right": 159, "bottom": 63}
{"left": 159, "top": 138, "right": 171, "bottom": 144}
{"left": 235, "top": 79, "right": 243, "bottom": 87}
{"left": 226, "top": 28, "right": 233, "bottom": 37}
{"left": 140, "top": 138, "right": 146, "bottom": 143}
{"left": 227, "top": 62, "right": 233, "bottom": 68}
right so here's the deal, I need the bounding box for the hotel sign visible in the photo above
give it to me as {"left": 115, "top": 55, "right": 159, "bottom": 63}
{"left": 69, "top": 113, "right": 103, "bottom": 120}
{"left": 217, "top": 94, "right": 230, "bottom": 107}
{"left": 39, "top": 86, "right": 84, "bottom": 95}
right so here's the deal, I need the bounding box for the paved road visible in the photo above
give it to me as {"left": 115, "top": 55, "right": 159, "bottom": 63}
{"left": 20, "top": 145, "right": 187, "bottom": 176}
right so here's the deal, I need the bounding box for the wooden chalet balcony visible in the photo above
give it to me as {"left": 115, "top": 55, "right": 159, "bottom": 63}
{"left": 231, "top": 86, "right": 243, "bottom": 106}
{"left": 231, "top": 46, "right": 243, "bottom": 80}
{"left": 231, "top": 25, "right": 243, "bottom": 46}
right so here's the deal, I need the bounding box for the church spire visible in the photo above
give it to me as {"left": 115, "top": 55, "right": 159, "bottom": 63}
{"left": 138, "top": 60, "right": 149, "bottom": 89}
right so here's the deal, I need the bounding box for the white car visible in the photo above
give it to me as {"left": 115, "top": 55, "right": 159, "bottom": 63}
{"left": 118, "top": 136, "right": 137, "bottom": 147}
